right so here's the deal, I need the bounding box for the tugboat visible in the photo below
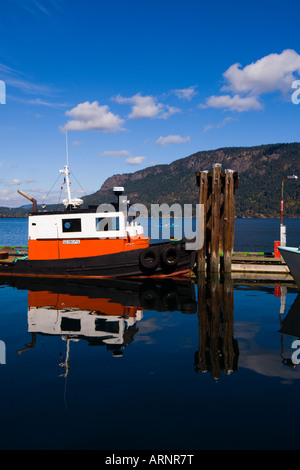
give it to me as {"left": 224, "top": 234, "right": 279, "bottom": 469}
{"left": 0, "top": 162, "right": 196, "bottom": 280}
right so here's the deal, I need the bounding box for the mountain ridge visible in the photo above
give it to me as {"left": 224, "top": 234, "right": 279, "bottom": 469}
{"left": 1, "top": 142, "right": 299, "bottom": 218}
{"left": 82, "top": 142, "right": 300, "bottom": 218}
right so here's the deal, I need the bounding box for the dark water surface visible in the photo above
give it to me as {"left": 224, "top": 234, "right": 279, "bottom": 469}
{"left": 0, "top": 277, "right": 299, "bottom": 450}
{"left": 0, "top": 218, "right": 299, "bottom": 450}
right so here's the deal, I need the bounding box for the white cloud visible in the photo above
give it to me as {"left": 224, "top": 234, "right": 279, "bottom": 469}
{"left": 0, "top": 63, "right": 19, "bottom": 75}
{"left": 201, "top": 49, "right": 300, "bottom": 112}
{"left": 33, "top": 1, "right": 50, "bottom": 15}
{"left": 19, "top": 0, "right": 63, "bottom": 16}
{"left": 222, "top": 49, "right": 300, "bottom": 96}
{"left": 5, "top": 77, "right": 53, "bottom": 96}
{"left": 156, "top": 134, "right": 191, "bottom": 146}
{"left": 6, "top": 179, "right": 22, "bottom": 186}
{"left": 61, "top": 101, "right": 125, "bottom": 132}
{"left": 100, "top": 150, "right": 131, "bottom": 157}
{"left": 72, "top": 141, "right": 83, "bottom": 146}
{"left": 126, "top": 156, "right": 146, "bottom": 165}
{"left": 0, "top": 63, "right": 55, "bottom": 96}
{"left": 0, "top": 186, "right": 36, "bottom": 206}
{"left": 172, "top": 85, "right": 198, "bottom": 100}
{"left": 0, "top": 190, "right": 12, "bottom": 202}
{"left": 160, "top": 105, "right": 181, "bottom": 119}
{"left": 203, "top": 117, "right": 236, "bottom": 132}
{"left": 100, "top": 149, "right": 147, "bottom": 165}
{"left": 113, "top": 93, "right": 180, "bottom": 119}
{"left": 10, "top": 96, "right": 69, "bottom": 107}
{"left": 201, "top": 94, "right": 262, "bottom": 112}
{"left": 0, "top": 62, "right": 65, "bottom": 108}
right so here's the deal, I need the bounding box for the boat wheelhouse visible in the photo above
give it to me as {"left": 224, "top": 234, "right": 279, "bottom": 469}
{"left": 28, "top": 197, "right": 149, "bottom": 261}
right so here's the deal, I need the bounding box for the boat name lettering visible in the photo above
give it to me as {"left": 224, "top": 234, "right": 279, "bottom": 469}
{"left": 63, "top": 240, "right": 80, "bottom": 244}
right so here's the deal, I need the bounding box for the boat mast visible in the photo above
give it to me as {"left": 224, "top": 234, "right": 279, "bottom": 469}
{"left": 60, "top": 133, "right": 83, "bottom": 209}
{"left": 64, "top": 133, "right": 72, "bottom": 206}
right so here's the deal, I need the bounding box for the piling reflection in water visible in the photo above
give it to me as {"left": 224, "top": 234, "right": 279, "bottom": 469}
{"left": 195, "top": 275, "right": 239, "bottom": 379}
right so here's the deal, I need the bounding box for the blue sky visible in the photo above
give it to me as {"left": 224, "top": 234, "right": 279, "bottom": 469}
{"left": 0, "top": 0, "right": 300, "bottom": 206}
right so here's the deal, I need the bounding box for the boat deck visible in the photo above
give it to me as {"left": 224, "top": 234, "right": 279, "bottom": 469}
{"left": 0, "top": 247, "right": 28, "bottom": 265}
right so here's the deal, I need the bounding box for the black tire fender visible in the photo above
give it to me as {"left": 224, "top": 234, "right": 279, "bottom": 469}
{"left": 160, "top": 245, "right": 180, "bottom": 267}
{"left": 139, "top": 289, "right": 159, "bottom": 310}
{"left": 139, "top": 247, "right": 160, "bottom": 271}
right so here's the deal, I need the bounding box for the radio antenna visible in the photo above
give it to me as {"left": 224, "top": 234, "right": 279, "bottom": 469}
{"left": 66, "top": 132, "right": 69, "bottom": 167}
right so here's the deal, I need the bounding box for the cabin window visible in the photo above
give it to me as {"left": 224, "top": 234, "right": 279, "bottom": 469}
{"left": 61, "top": 317, "right": 81, "bottom": 332}
{"left": 96, "top": 217, "right": 120, "bottom": 232}
{"left": 62, "top": 218, "right": 82, "bottom": 233}
{"left": 95, "top": 318, "right": 119, "bottom": 334}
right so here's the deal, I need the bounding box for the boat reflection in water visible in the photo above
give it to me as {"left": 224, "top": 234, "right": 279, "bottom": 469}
{"left": 5, "top": 275, "right": 299, "bottom": 382}
{"left": 6, "top": 277, "right": 197, "bottom": 376}
{"left": 6, "top": 275, "right": 241, "bottom": 381}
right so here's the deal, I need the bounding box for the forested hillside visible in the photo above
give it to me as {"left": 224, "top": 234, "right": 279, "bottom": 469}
{"left": 83, "top": 143, "right": 300, "bottom": 218}
{"left": 1, "top": 143, "right": 299, "bottom": 218}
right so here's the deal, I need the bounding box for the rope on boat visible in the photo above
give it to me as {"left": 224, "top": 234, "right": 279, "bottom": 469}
{"left": 13, "top": 250, "right": 28, "bottom": 262}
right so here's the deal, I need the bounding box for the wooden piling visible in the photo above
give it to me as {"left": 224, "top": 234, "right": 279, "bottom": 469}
{"left": 219, "top": 187, "right": 224, "bottom": 254}
{"left": 205, "top": 173, "right": 212, "bottom": 267}
{"left": 210, "top": 164, "right": 222, "bottom": 273}
{"left": 196, "top": 165, "right": 238, "bottom": 275}
{"left": 197, "top": 171, "right": 208, "bottom": 273}
{"left": 223, "top": 170, "right": 235, "bottom": 273}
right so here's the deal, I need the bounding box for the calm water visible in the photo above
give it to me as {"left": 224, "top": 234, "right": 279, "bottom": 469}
{"left": 0, "top": 217, "right": 299, "bottom": 451}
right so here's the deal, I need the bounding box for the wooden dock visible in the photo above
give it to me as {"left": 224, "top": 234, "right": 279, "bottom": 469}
{"left": 194, "top": 252, "right": 294, "bottom": 282}
{"left": 230, "top": 252, "right": 293, "bottom": 282}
